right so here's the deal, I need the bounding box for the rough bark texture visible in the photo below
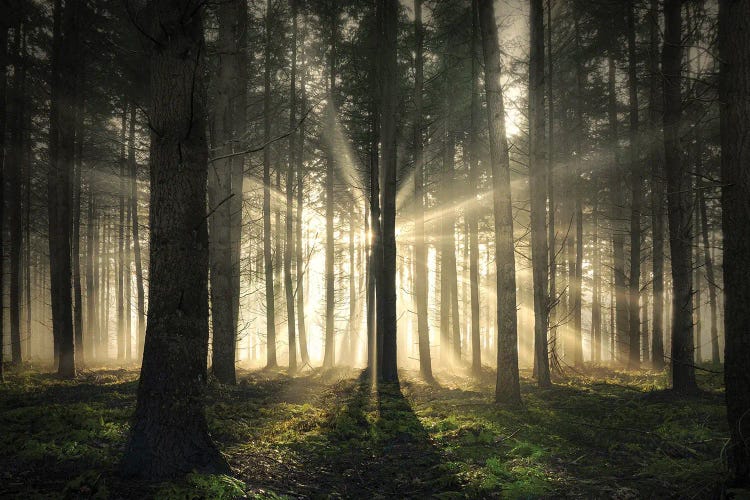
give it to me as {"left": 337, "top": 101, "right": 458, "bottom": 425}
{"left": 662, "top": 0, "right": 696, "bottom": 393}
{"left": 121, "top": 0, "right": 228, "bottom": 479}
{"left": 529, "top": 0, "right": 550, "bottom": 386}
{"left": 0, "top": 13, "right": 7, "bottom": 381}
{"left": 48, "top": 0, "right": 77, "bottom": 378}
{"left": 719, "top": 0, "right": 750, "bottom": 487}
{"left": 377, "top": 0, "right": 399, "bottom": 385}
{"left": 479, "top": 0, "right": 521, "bottom": 405}
{"left": 130, "top": 108, "right": 145, "bottom": 360}
{"left": 413, "top": 0, "right": 432, "bottom": 381}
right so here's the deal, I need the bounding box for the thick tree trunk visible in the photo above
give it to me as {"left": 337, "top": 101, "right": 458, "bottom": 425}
{"left": 121, "top": 0, "right": 228, "bottom": 479}
{"left": 479, "top": 0, "right": 521, "bottom": 405}
{"left": 662, "top": 0, "right": 696, "bottom": 393}
{"left": 719, "top": 0, "right": 750, "bottom": 485}
{"left": 263, "top": 0, "right": 277, "bottom": 368}
{"left": 413, "top": 0, "right": 432, "bottom": 380}
{"left": 48, "top": 0, "right": 78, "bottom": 378}
{"left": 648, "top": 0, "right": 665, "bottom": 371}
{"left": 529, "top": 0, "right": 550, "bottom": 386}
{"left": 376, "top": 0, "right": 399, "bottom": 385}
{"left": 0, "top": 14, "right": 7, "bottom": 381}
{"left": 627, "top": 0, "right": 641, "bottom": 369}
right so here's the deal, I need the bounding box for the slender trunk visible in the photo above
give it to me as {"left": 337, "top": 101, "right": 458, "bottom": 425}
{"left": 296, "top": 25, "right": 309, "bottom": 366}
{"left": 627, "top": 0, "right": 642, "bottom": 369}
{"left": 468, "top": 0, "right": 481, "bottom": 377}
{"left": 698, "top": 171, "right": 719, "bottom": 366}
{"left": 9, "top": 21, "right": 23, "bottom": 365}
{"left": 648, "top": 0, "right": 665, "bottom": 370}
{"left": 479, "top": 0, "right": 521, "bottom": 405}
{"left": 323, "top": 12, "right": 338, "bottom": 369}
{"left": 263, "top": 0, "right": 277, "bottom": 368}
{"left": 413, "top": 0, "right": 432, "bottom": 380}
{"left": 73, "top": 71, "right": 85, "bottom": 365}
{"left": 571, "top": 12, "right": 584, "bottom": 367}
{"left": 117, "top": 104, "right": 126, "bottom": 361}
{"left": 285, "top": 0, "right": 298, "bottom": 373}
{"left": 663, "top": 0, "right": 696, "bottom": 392}
{"left": 130, "top": 109, "right": 145, "bottom": 360}
{"left": 546, "top": 0, "right": 557, "bottom": 370}
{"left": 529, "top": 0, "right": 550, "bottom": 385}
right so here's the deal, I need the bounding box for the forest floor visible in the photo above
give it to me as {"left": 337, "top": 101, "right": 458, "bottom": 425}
{"left": 0, "top": 363, "right": 729, "bottom": 499}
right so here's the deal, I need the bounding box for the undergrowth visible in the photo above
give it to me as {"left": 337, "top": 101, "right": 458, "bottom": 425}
{"left": 0, "top": 364, "right": 729, "bottom": 498}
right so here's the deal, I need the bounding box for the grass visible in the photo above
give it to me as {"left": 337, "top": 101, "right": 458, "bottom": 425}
{"left": 0, "top": 364, "right": 729, "bottom": 498}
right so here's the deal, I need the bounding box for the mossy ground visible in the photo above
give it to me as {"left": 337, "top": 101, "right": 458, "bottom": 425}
{"left": 0, "top": 364, "right": 728, "bottom": 498}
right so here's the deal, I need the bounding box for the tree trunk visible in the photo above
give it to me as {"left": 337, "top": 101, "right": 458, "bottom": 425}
{"left": 468, "top": 0, "right": 481, "bottom": 378}
{"left": 627, "top": 0, "right": 642, "bottom": 369}
{"left": 117, "top": 104, "right": 126, "bottom": 362}
{"left": 413, "top": 0, "right": 432, "bottom": 381}
{"left": 376, "top": 0, "right": 399, "bottom": 385}
{"left": 571, "top": 13, "right": 584, "bottom": 367}
{"left": 648, "top": 0, "right": 665, "bottom": 371}
{"left": 546, "top": 0, "right": 558, "bottom": 371}
{"left": 479, "top": 0, "right": 521, "bottom": 405}
{"left": 48, "top": 0, "right": 78, "bottom": 378}
{"left": 121, "top": 0, "right": 228, "bottom": 479}
{"left": 0, "top": 14, "right": 7, "bottom": 381}
{"left": 608, "top": 47, "right": 629, "bottom": 366}
{"left": 323, "top": 11, "right": 338, "bottom": 369}
{"left": 285, "top": 0, "right": 298, "bottom": 374}
{"left": 529, "top": 0, "right": 550, "bottom": 386}
{"left": 130, "top": 109, "right": 145, "bottom": 360}
{"left": 73, "top": 69, "right": 85, "bottom": 365}
{"left": 209, "top": 0, "right": 244, "bottom": 384}
{"left": 262, "top": 0, "right": 277, "bottom": 368}
{"left": 662, "top": 0, "right": 696, "bottom": 393}
{"left": 9, "top": 20, "right": 23, "bottom": 365}
{"left": 719, "top": 0, "right": 750, "bottom": 485}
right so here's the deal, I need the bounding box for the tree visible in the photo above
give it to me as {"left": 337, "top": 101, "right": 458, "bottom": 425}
{"left": 376, "top": 0, "right": 399, "bottom": 385}
{"left": 48, "top": 0, "right": 78, "bottom": 378}
{"left": 662, "top": 0, "right": 696, "bottom": 393}
{"left": 478, "top": 0, "right": 521, "bottom": 406}
{"left": 719, "top": 0, "right": 750, "bottom": 486}
{"left": 412, "top": 0, "right": 432, "bottom": 381}
{"left": 529, "top": 0, "right": 550, "bottom": 387}
{"left": 209, "top": 0, "right": 246, "bottom": 384}
{"left": 262, "top": 0, "right": 277, "bottom": 369}
{"left": 121, "top": 0, "right": 228, "bottom": 479}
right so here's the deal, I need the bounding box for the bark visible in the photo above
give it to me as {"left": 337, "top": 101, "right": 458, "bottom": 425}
{"left": 323, "top": 10, "right": 338, "bottom": 369}
{"left": 130, "top": 107, "right": 145, "bottom": 360}
{"left": 73, "top": 67, "right": 85, "bottom": 364}
{"left": 662, "top": 0, "right": 696, "bottom": 393}
{"left": 296, "top": 43, "right": 309, "bottom": 366}
{"left": 263, "top": 0, "right": 277, "bottom": 368}
{"left": 608, "top": 47, "right": 629, "bottom": 366}
{"left": 468, "top": 0, "right": 481, "bottom": 377}
{"left": 479, "top": 0, "right": 521, "bottom": 405}
{"left": 698, "top": 172, "right": 719, "bottom": 366}
{"left": 648, "top": 0, "right": 665, "bottom": 371}
{"left": 9, "top": 20, "right": 23, "bottom": 364}
{"left": 285, "top": 0, "right": 298, "bottom": 374}
{"left": 413, "top": 0, "right": 432, "bottom": 380}
{"left": 209, "top": 0, "right": 244, "bottom": 384}
{"left": 0, "top": 15, "right": 7, "bottom": 381}
{"left": 546, "top": 0, "right": 557, "bottom": 369}
{"left": 529, "top": 0, "right": 550, "bottom": 386}
{"left": 48, "top": 0, "right": 78, "bottom": 377}
{"left": 571, "top": 13, "right": 584, "bottom": 367}
{"left": 121, "top": 0, "right": 228, "bottom": 479}
{"left": 117, "top": 104, "right": 126, "bottom": 361}
{"left": 627, "top": 0, "right": 642, "bottom": 369}
{"left": 720, "top": 0, "right": 750, "bottom": 484}
{"left": 377, "top": 0, "right": 399, "bottom": 385}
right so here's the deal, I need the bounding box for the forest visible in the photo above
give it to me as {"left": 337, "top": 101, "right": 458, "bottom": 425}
{"left": 0, "top": 0, "right": 749, "bottom": 497}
